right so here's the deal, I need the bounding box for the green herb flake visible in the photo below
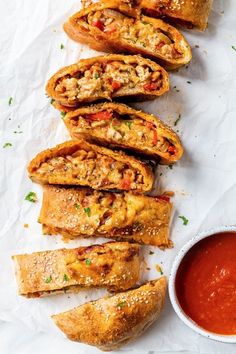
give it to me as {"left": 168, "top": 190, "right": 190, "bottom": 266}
{"left": 84, "top": 207, "right": 91, "bottom": 217}
{"left": 168, "top": 165, "right": 173, "bottom": 170}
{"left": 50, "top": 98, "right": 55, "bottom": 105}
{"left": 94, "top": 73, "right": 100, "bottom": 79}
{"left": 187, "top": 81, "right": 192, "bottom": 84}
{"left": 179, "top": 215, "right": 189, "bottom": 226}
{"left": 14, "top": 131, "right": 23, "bottom": 134}
{"left": 45, "top": 275, "right": 52, "bottom": 283}
{"left": 85, "top": 259, "right": 92, "bottom": 265}
{"left": 232, "top": 46, "right": 236, "bottom": 51}
{"left": 8, "top": 97, "right": 13, "bottom": 106}
{"left": 63, "top": 274, "right": 69, "bottom": 281}
{"left": 60, "top": 43, "right": 65, "bottom": 50}
{"left": 61, "top": 111, "right": 66, "bottom": 119}
{"left": 174, "top": 114, "right": 181, "bottom": 126}
{"left": 74, "top": 203, "right": 80, "bottom": 209}
{"left": 3, "top": 142, "right": 12, "bottom": 148}
{"left": 117, "top": 301, "right": 127, "bottom": 308}
{"left": 149, "top": 250, "right": 154, "bottom": 255}
{"left": 124, "top": 121, "right": 132, "bottom": 129}
{"left": 25, "top": 191, "right": 37, "bottom": 203}
{"left": 156, "top": 265, "right": 163, "bottom": 275}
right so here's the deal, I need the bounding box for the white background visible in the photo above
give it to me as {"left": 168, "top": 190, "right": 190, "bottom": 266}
{"left": 1, "top": 0, "right": 236, "bottom": 353}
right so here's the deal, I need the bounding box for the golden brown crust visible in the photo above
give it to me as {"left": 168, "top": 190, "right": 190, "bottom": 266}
{"left": 27, "top": 140, "right": 154, "bottom": 192}
{"left": 12, "top": 242, "right": 140, "bottom": 297}
{"left": 52, "top": 277, "right": 167, "bottom": 350}
{"left": 39, "top": 185, "right": 172, "bottom": 248}
{"left": 63, "top": 0, "right": 192, "bottom": 69}
{"left": 46, "top": 54, "right": 169, "bottom": 109}
{"left": 139, "top": 0, "right": 213, "bottom": 30}
{"left": 63, "top": 102, "right": 183, "bottom": 164}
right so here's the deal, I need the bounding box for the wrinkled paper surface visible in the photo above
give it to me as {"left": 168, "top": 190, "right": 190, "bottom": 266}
{"left": 1, "top": 0, "right": 236, "bottom": 353}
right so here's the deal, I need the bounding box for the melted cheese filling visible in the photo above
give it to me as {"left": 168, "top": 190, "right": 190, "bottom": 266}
{"left": 55, "top": 60, "right": 163, "bottom": 104}
{"left": 36, "top": 149, "right": 145, "bottom": 190}
{"left": 84, "top": 9, "right": 183, "bottom": 59}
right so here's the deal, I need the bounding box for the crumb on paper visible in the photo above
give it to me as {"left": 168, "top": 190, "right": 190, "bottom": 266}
{"left": 23, "top": 223, "right": 29, "bottom": 228}
{"left": 146, "top": 267, "right": 151, "bottom": 271}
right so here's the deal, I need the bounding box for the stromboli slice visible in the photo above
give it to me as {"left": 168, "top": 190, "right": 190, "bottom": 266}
{"left": 12, "top": 242, "right": 140, "bottom": 297}
{"left": 52, "top": 277, "right": 167, "bottom": 350}
{"left": 138, "top": 0, "right": 213, "bottom": 31}
{"left": 27, "top": 140, "right": 154, "bottom": 192}
{"left": 64, "top": 102, "right": 183, "bottom": 164}
{"left": 64, "top": 0, "right": 192, "bottom": 69}
{"left": 39, "top": 185, "right": 172, "bottom": 248}
{"left": 46, "top": 54, "right": 169, "bottom": 109}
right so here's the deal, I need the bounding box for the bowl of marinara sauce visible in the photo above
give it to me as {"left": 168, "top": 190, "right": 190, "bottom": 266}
{"left": 169, "top": 226, "right": 236, "bottom": 343}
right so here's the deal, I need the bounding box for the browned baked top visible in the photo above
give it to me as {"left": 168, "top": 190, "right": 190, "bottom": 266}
{"left": 39, "top": 185, "right": 173, "bottom": 247}
{"left": 12, "top": 242, "right": 141, "bottom": 297}
{"left": 137, "top": 0, "right": 213, "bottom": 30}
{"left": 52, "top": 277, "right": 167, "bottom": 350}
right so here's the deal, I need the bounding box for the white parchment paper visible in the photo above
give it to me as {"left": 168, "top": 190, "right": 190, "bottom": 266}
{"left": 1, "top": 0, "right": 236, "bottom": 353}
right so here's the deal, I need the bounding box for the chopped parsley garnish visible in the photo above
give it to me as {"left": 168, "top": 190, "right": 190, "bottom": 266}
{"left": 45, "top": 275, "right": 52, "bottom": 283}
{"left": 14, "top": 130, "right": 23, "bottom": 134}
{"left": 61, "top": 111, "right": 66, "bottom": 118}
{"left": 94, "top": 73, "right": 100, "bottom": 79}
{"left": 3, "top": 142, "right": 12, "bottom": 148}
{"left": 179, "top": 215, "right": 189, "bottom": 226}
{"left": 124, "top": 121, "right": 132, "bottom": 129}
{"left": 168, "top": 165, "right": 173, "bottom": 170}
{"left": 140, "top": 42, "right": 146, "bottom": 47}
{"left": 84, "top": 207, "right": 91, "bottom": 217}
{"left": 63, "top": 274, "right": 69, "bottom": 281}
{"left": 149, "top": 250, "right": 154, "bottom": 255}
{"left": 85, "top": 259, "right": 92, "bottom": 265}
{"left": 187, "top": 81, "right": 192, "bottom": 84}
{"left": 117, "top": 301, "right": 126, "bottom": 307}
{"left": 231, "top": 46, "right": 236, "bottom": 51}
{"left": 25, "top": 191, "right": 37, "bottom": 203}
{"left": 60, "top": 43, "right": 65, "bottom": 49}
{"left": 156, "top": 265, "right": 163, "bottom": 275}
{"left": 50, "top": 98, "right": 55, "bottom": 105}
{"left": 174, "top": 114, "right": 181, "bottom": 126}
{"left": 8, "top": 97, "right": 13, "bottom": 106}
{"left": 74, "top": 203, "right": 80, "bottom": 209}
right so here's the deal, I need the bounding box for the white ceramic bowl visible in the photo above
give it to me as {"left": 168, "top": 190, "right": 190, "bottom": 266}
{"left": 169, "top": 225, "right": 236, "bottom": 343}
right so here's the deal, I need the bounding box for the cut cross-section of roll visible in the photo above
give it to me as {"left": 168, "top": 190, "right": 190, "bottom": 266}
{"left": 39, "top": 185, "right": 173, "bottom": 248}
{"left": 12, "top": 242, "right": 141, "bottom": 297}
{"left": 52, "top": 277, "right": 167, "bottom": 350}
{"left": 64, "top": 102, "right": 183, "bottom": 164}
{"left": 46, "top": 54, "right": 169, "bottom": 110}
{"left": 27, "top": 140, "right": 154, "bottom": 192}
{"left": 64, "top": 0, "right": 192, "bottom": 69}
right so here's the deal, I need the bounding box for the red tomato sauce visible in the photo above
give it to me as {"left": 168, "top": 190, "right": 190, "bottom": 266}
{"left": 175, "top": 232, "right": 236, "bottom": 335}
